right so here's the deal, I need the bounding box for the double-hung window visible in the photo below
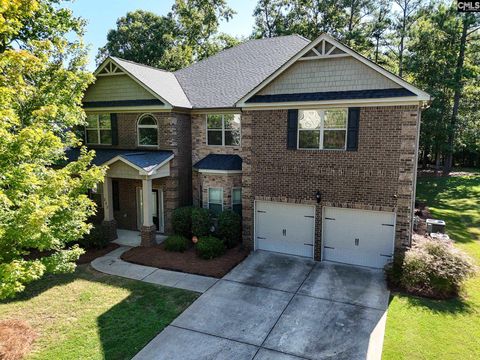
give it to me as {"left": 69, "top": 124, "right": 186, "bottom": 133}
{"left": 207, "top": 114, "right": 241, "bottom": 146}
{"left": 137, "top": 114, "right": 158, "bottom": 146}
{"left": 85, "top": 114, "right": 112, "bottom": 145}
{"left": 208, "top": 188, "right": 223, "bottom": 215}
{"left": 232, "top": 188, "right": 242, "bottom": 216}
{"left": 298, "top": 109, "right": 347, "bottom": 150}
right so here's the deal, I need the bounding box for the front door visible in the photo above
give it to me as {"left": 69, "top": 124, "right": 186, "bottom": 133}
{"left": 137, "top": 188, "right": 164, "bottom": 233}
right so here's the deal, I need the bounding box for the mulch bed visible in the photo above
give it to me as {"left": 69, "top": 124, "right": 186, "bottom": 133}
{"left": 0, "top": 319, "right": 36, "bottom": 360}
{"left": 77, "top": 242, "right": 120, "bottom": 264}
{"left": 121, "top": 244, "right": 249, "bottom": 278}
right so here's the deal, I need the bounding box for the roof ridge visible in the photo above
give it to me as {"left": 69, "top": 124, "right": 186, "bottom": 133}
{"left": 111, "top": 56, "right": 172, "bottom": 74}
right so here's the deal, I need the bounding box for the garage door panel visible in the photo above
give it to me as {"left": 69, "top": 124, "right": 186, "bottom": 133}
{"left": 255, "top": 202, "right": 314, "bottom": 258}
{"left": 323, "top": 207, "right": 395, "bottom": 268}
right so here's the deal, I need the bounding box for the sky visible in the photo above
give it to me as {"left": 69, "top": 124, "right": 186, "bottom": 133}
{"left": 65, "top": 0, "right": 258, "bottom": 71}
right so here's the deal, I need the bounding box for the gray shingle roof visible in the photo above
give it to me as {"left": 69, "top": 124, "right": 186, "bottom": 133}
{"left": 174, "top": 35, "right": 309, "bottom": 108}
{"left": 111, "top": 57, "right": 192, "bottom": 108}
{"left": 193, "top": 154, "right": 242, "bottom": 171}
{"left": 66, "top": 148, "right": 173, "bottom": 172}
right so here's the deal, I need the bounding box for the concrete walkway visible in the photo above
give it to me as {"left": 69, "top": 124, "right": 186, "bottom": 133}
{"left": 91, "top": 246, "right": 218, "bottom": 293}
{"left": 133, "top": 251, "right": 390, "bottom": 360}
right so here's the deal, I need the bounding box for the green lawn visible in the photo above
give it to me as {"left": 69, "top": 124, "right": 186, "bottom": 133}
{"left": 0, "top": 265, "right": 198, "bottom": 360}
{"left": 383, "top": 172, "right": 480, "bottom": 360}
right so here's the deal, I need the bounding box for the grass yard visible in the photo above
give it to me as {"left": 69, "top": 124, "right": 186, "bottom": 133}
{"left": 0, "top": 265, "right": 198, "bottom": 360}
{"left": 383, "top": 171, "right": 480, "bottom": 359}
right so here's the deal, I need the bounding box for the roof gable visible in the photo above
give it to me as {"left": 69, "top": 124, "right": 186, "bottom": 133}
{"left": 237, "top": 34, "right": 431, "bottom": 106}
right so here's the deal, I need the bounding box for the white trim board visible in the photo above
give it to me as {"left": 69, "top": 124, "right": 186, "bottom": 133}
{"left": 236, "top": 33, "right": 431, "bottom": 107}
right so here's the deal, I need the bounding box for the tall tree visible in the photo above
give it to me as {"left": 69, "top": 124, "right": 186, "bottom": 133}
{"left": 252, "top": 0, "right": 286, "bottom": 38}
{"left": 368, "top": 0, "right": 391, "bottom": 64}
{"left": 98, "top": 0, "right": 236, "bottom": 71}
{"left": 96, "top": 10, "right": 176, "bottom": 67}
{"left": 0, "top": 0, "right": 103, "bottom": 299}
{"left": 390, "top": 0, "right": 425, "bottom": 77}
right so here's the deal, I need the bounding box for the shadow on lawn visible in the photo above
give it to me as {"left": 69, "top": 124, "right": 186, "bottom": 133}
{"left": 391, "top": 292, "right": 474, "bottom": 315}
{"left": 416, "top": 175, "right": 480, "bottom": 245}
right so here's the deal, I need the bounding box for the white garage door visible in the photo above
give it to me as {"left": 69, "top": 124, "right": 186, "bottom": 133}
{"left": 323, "top": 207, "right": 395, "bottom": 268}
{"left": 255, "top": 201, "right": 315, "bottom": 258}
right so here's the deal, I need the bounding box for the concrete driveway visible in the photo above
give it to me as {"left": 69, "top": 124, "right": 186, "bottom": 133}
{"left": 133, "top": 251, "right": 390, "bottom": 360}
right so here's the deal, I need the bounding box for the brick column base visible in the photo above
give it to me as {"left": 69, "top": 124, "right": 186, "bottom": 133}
{"left": 102, "top": 220, "right": 118, "bottom": 241}
{"left": 140, "top": 225, "right": 157, "bottom": 247}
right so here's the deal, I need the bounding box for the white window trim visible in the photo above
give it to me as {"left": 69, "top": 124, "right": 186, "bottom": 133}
{"left": 297, "top": 109, "right": 348, "bottom": 151}
{"left": 208, "top": 187, "right": 224, "bottom": 211}
{"left": 206, "top": 114, "right": 241, "bottom": 147}
{"left": 231, "top": 187, "right": 242, "bottom": 209}
{"left": 85, "top": 114, "right": 112, "bottom": 145}
{"left": 137, "top": 113, "right": 159, "bottom": 147}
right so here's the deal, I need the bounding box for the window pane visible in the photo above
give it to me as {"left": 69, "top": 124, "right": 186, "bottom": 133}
{"left": 323, "top": 130, "right": 346, "bottom": 149}
{"left": 139, "top": 115, "right": 156, "bottom": 126}
{"left": 298, "top": 110, "right": 321, "bottom": 129}
{"left": 207, "top": 130, "right": 222, "bottom": 145}
{"left": 86, "top": 130, "right": 99, "bottom": 144}
{"left": 299, "top": 130, "right": 320, "bottom": 148}
{"left": 99, "top": 114, "right": 111, "bottom": 128}
{"left": 139, "top": 127, "right": 158, "bottom": 145}
{"left": 232, "top": 189, "right": 242, "bottom": 203}
{"left": 209, "top": 203, "right": 223, "bottom": 216}
{"left": 224, "top": 114, "right": 240, "bottom": 129}
{"left": 207, "top": 114, "right": 222, "bottom": 129}
{"left": 100, "top": 130, "right": 112, "bottom": 144}
{"left": 324, "top": 109, "right": 347, "bottom": 128}
{"left": 233, "top": 204, "right": 242, "bottom": 216}
{"left": 209, "top": 188, "right": 223, "bottom": 203}
{"left": 86, "top": 115, "right": 98, "bottom": 128}
{"left": 225, "top": 130, "right": 240, "bottom": 146}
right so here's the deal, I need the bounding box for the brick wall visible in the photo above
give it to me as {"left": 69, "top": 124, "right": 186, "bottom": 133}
{"left": 192, "top": 171, "right": 242, "bottom": 210}
{"left": 241, "top": 106, "right": 420, "bottom": 259}
{"left": 89, "top": 111, "right": 192, "bottom": 234}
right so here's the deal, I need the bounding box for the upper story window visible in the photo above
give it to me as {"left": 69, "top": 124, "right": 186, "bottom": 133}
{"left": 137, "top": 114, "right": 158, "bottom": 146}
{"left": 85, "top": 114, "right": 112, "bottom": 145}
{"left": 207, "top": 114, "right": 241, "bottom": 146}
{"left": 298, "top": 109, "right": 347, "bottom": 150}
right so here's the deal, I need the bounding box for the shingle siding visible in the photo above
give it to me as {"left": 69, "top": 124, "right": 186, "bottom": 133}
{"left": 83, "top": 75, "right": 156, "bottom": 102}
{"left": 258, "top": 57, "right": 401, "bottom": 96}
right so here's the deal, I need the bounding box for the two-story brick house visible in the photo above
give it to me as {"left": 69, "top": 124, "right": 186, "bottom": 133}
{"left": 72, "top": 33, "right": 430, "bottom": 269}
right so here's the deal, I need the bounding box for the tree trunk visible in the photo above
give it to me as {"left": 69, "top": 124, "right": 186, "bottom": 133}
{"left": 398, "top": 5, "right": 407, "bottom": 77}
{"left": 434, "top": 151, "right": 441, "bottom": 175}
{"left": 443, "top": 16, "right": 469, "bottom": 175}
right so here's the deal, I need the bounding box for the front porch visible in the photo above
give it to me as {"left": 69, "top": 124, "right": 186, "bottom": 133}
{"left": 113, "top": 229, "right": 168, "bottom": 247}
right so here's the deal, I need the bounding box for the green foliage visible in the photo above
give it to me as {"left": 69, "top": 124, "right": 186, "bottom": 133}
{"left": 196, "top": 236, "right": 225, "bottom": 259}
{"left": 164, "top": 235, "right": 189, "bottom": 253}
{"left": 0, "top": 0, "right": 102, "bottom": 299}
{"left": 217, "top": 210, "right": 241, "bottom": 248}
{"left": 191, "top": 207, "right": 212, "bottom": 237}
{"left": 392, "top": 238, "right": 476, "bottom": 299}
{"left": 78, "top": 224, "right": 110, "bottom": 250}
{"left": 97, "top": 0, "right": 239, "bottom": 71}
{"left": 172, "top": 206, "right": 193, "bottom": 238}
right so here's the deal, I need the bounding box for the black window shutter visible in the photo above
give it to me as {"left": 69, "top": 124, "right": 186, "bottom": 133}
{"left": 287, "top": 109, "right": 298, "bottom": 149}
{"left": 110, "top": 113, "right": 118, "bottom": 145}
{"left": 112, "top": 180, "right": 120, "bottom": 211}
{"left": 347, "top": 108, "right": 360, "bottom": 151}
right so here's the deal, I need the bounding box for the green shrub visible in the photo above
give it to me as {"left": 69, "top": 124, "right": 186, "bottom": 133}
{"left": 172, "top": 207, "right": 193, "bottom": 238}
{"left": 196, "top": 236, "right": 225, "bottom": 259}
{"left": 164, "top": 235, "right": 189, "bottom": 252}
{"left": 393, "top": 238, "right": 476, "bottom": 298}
{"left": 191, "top": 207, "right": 212, "bottom": 237}
{"left": 217, "top": 210, "right": 242, "bottom": 248}
{"left": 78, "top": 224, "right": 110, "bottom": 249}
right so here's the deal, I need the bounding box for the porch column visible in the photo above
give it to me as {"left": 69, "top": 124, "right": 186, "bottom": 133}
{"left": 101, "top": 177, "right": 117, "bottom": 241}
{"left": 140, "top": 178, "right": 156, "bottom": 246}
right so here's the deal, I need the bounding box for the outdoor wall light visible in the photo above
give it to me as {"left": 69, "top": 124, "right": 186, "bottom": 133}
{"left": 315, "top": 191, "right": 321, "bottom": 203}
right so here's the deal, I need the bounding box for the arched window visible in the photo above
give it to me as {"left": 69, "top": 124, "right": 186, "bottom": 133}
{"left": 137, "top": 114, "right": 158, "bottom": 146}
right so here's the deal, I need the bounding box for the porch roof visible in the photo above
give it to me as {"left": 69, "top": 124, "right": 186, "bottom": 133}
{"left": 193, "top": 154, "right": 242, "bottom": 172}
{"left": 66, "top": 148, "right": 174, "bottom": 172}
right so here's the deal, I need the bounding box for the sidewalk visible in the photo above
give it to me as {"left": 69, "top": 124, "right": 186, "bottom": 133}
{"left": 91, "top": 246, "right": 218, "bottom": 293}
